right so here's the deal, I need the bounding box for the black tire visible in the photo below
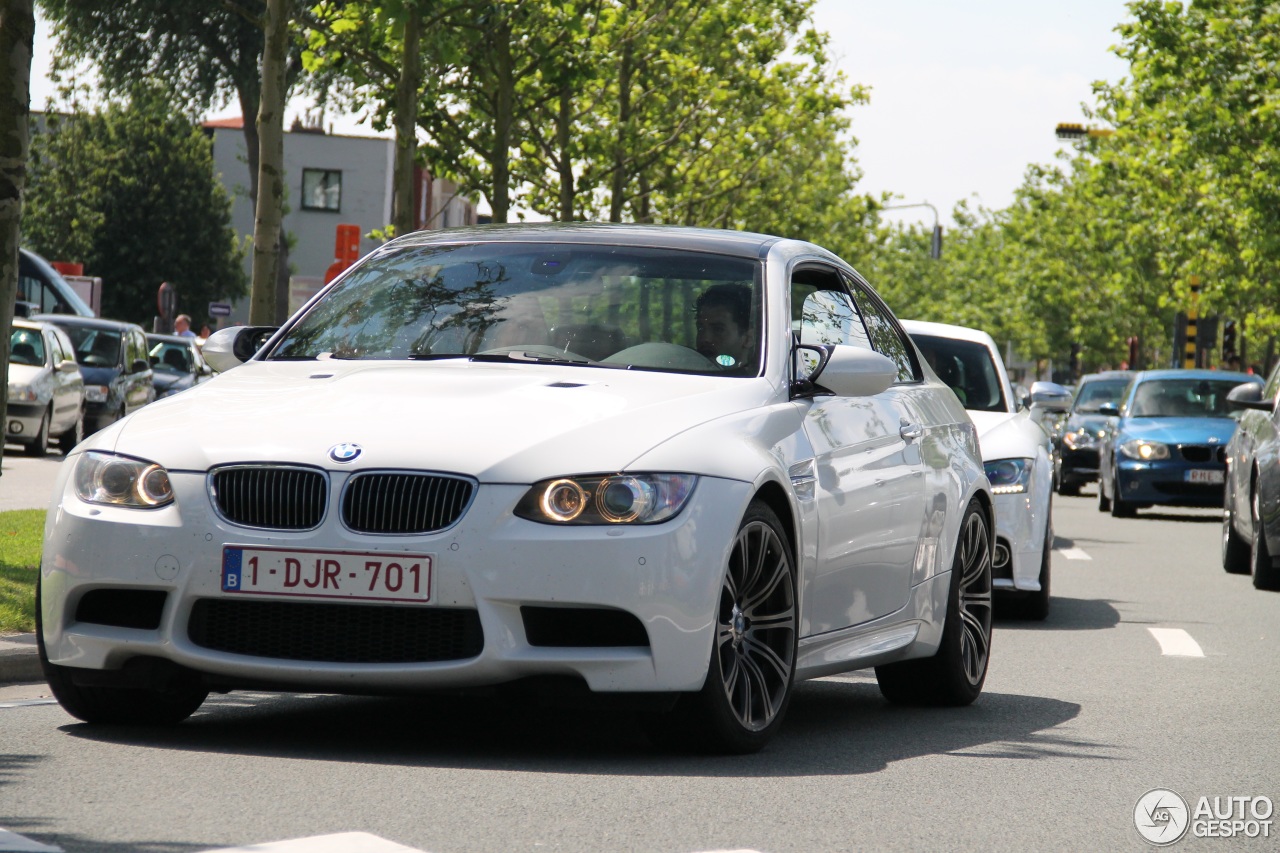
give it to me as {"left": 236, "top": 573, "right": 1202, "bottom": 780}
{"left": 1057, "top": 480, "right": 1080, "bottom": 497}
{"left": 55, "top": 407, "right": 85, "bottom": 453}
{"left": 876, "top": 500, "right": 993, "bottom": 706}
{"left": 37, "top": 581, "right": 207, "bottom": 725}
{"left": 1223, "top": 499, "right": 1252, "bottom": 575}
{"left": 1250, "top": 489, "right": 1280, "bottom": 591}
{"left": 1110, "top": 493, "right": 1137, "bottom": 518}
{"left": 1021, "top": 517, "right": 1052, "bottom": 621}
{"left": 680, "top": 500, "right": 798, "bottom": 754}
{"left": 22, "top": 407, "right": 50, "bottom": 457}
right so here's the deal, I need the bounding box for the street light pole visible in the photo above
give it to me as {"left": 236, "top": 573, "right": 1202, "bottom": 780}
{"left": 881, "top": 202, "right": 943, "bottom": 259}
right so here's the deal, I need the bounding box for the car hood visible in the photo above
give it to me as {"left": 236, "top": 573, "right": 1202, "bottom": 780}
{"left": 7, "top": 364, "right": 45, "bottom": 386}
{"left": 78, "top": 365, "right": 122, "bottom": 386}
{"left": 967, "top": 409, "right": 1048, "bottom": 461}
{"left": 1064, "top": 413, "right": 1111, "bottom": 434}
{"left": 152, "top": 371, "right": 191, "bottom": 393}
{"left": 1118, "top": 416, "right": 1238, "bottom": 446}
{"left": 103, "top": 360, "right": 779, "bottom": 482}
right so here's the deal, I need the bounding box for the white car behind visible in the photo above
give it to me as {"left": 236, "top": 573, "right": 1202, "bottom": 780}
{"left": 6, "top": 318, "right": 85, "bottom": 455}
{"left": 903, "top": 320, "right": 1070, "bottom": 619}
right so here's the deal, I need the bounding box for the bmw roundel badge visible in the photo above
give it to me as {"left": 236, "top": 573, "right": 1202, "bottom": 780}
{"left": 329, "top": 443, "right": 362, "bottom": 463}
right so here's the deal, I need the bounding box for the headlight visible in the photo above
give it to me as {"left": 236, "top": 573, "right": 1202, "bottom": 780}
{"left": 84, "top": 385, "right": 109, "bottom": 403}
{"left": 1061, "top": 429, "right": 1098, "bottom": 451}
{"left": 7, "top": 384, "right": 36, "bottom": 403}
{"left": 515, "top": 473, "right": 697, "bottom": 524}
{"left": 73, "top": 451, "right": 174, "bottom": 508}
{"left": 984, "top": 458, "right": 1033, "bottom": 495}
{"left": 1119, "top": 439, "right": 1170, "bottom": 461}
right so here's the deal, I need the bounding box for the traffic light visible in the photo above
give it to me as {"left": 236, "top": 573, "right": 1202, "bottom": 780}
{"left": 930, "top": 225, "right": 943, "bottom": 260}
{"left": 1127, "top": 336, "right": 1139, "bottom": 369}
{"left": 1056, "top": 123, "right": 1087, "bottom": 140}
{"left": 1223, "top": 320, "right": 1237, "bottom": 360}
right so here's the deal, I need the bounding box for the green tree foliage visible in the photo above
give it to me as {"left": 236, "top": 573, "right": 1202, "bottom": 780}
{"left": 24, "top": 87, "right": 247, "bottom": 327}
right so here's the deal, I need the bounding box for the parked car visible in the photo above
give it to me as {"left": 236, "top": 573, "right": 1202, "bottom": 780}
{"left": 146, "top": 333, "right": 216, "bottom": 399}
{"left": 32, "top": 315, "right": 156, "bottom": 435}
{"left": 1054, "top": 370, "right": 1134, "bottom": 495}
{"left": 1221, "top": 366, "right": 1280, "bottom": 589}
{"left": 1096, "top": 369, "right": 1261, "bottom": 517}
{"left": 6, "top": 318, "right": 86, "bottom": 455}
{"left": 903, "top": 320, "right": 1070, "bottom": 620}
{"left": 39, "top": 224, "right": 995, "bottom": 752}
{"left": 16, "top": 248, "right": 96, "bottom": 318}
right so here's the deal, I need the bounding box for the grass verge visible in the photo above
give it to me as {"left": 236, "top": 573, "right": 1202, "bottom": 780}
{"left": 0, "top": 509, "right": 44, "bottom": 634}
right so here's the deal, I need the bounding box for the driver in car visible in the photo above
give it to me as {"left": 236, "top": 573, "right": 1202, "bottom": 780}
{"left": 695, "top": 283, "right": 755, "bottom": 371}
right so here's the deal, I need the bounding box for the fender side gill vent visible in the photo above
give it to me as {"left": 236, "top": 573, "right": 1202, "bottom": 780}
{"left": 546, "top": 381, "right": 586, "bottom": 388}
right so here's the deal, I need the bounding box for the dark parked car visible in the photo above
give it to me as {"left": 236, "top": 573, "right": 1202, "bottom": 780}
{"left": 1096, "top": 369, "right": 1261, "bottom": 517}
{"left": 1221, "top": 365, "right": 1280, "bottom": 589}
{"left": 146, "top": 333, "right": 215, "bottom": 399}
{"left": 33, "top": 315, "right": 156, "bottom": 434}
{"left": 1054, "top": 370, "right": 1134, "bottom": 495}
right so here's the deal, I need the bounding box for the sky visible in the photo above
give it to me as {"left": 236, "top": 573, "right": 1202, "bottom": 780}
{"left": 27, "top": 1, "right": 1135, "bottom": 228}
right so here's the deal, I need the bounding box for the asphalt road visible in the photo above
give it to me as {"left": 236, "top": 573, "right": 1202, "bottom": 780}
{"left": 2, "top": 486, "right": 1277, "bottom": 852}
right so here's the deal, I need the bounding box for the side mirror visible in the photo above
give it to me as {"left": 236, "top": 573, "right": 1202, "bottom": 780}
{"left": 794, "top": 344, "right": 897, "bottom": 398}
{"left": 131, "top": 358, "right": 151, "bottom": 374}
{"left": 1029, "top": 381, "right": 1072, "bottom": 413}
{"left": 202, "top": 325, "right": 279, "bottom": 373}
{"left": 1097, "top": 402, "right": 1121, "bottom": 417}
{"left": 58, "top": 359, "right": 80, "bottom": 373}
{"left": 1226, "top": 382, "right": 1273, "bottom": 412}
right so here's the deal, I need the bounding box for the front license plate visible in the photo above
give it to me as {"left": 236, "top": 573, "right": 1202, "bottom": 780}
{"left": 222, "top": 546, "right": 433, "bottom": 603}
{"left": 1185, "top": 469, "right": 1224, "bottom": 485}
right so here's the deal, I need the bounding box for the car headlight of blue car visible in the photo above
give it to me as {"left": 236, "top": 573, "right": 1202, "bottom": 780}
{"left": 1118, "top": 439, "right": 1170, "bottom": 461}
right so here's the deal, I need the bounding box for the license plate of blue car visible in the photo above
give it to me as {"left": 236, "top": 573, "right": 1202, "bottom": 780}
{"left": 221, "top": 546, "right": 434, "bottom": 603}
{"left": 1185, "top": 469, "right": 1224, "bottom": 485}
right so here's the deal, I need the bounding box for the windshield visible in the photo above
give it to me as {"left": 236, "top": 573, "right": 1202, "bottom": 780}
{"left": 150, "top": 341, "right": 193, "bottom": 374}
{"left": 9, "top": 328, "right": 46, "bottom": 367}
{"left": 62, "top": 325, "right": 121, "bottom": 368}
{"left": 270, "top": 243, "right": 763, "bottom": 376}
{"left": 1128, "top": 378, "right": 1246, "bottom": 418}
{"left": 910, "top": 334, "right": 1007, "bottom": 413}
{"left": 1072, "top": 378, "right": 1129, "bottom": 412}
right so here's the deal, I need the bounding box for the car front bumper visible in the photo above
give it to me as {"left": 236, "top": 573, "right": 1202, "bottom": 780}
{"left": 1057, "top": 446, "right": 1101, "bottom": 484}
{"left": 1114, "top": 458, "right": 1225, "bottom": 507}
{"left": 991, "top": 490, "right": 1045, "bottom": 593}
{"left": 41, "top": 465, "right": 754, "bottom": 695}
{"left": 4, "top": 402, "right": 44, "bottom": 441}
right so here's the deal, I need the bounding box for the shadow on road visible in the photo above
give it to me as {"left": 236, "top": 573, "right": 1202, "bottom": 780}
{"left": 996, "top": 596, "right": 1123, "bottom": 631}
{"left": 59, "top": 680, "right": 1096, "bottom": 777}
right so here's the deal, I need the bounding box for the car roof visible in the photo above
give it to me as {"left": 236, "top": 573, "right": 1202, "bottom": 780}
{"left": 31, "top": 314, "right": 142, "bottom": 332}
{"left": 1130, "top": 368, "right": 1260, "bottom": 383}
{"left": 147, "top": 333, "right": 196, "bottom": 345}
{"left": 1078, "top": 371, "right": 1133, "bottom": 382}
{"left": 899, "top": 319, "right": 999, "bottom": 349}
{"left": 384, "top": 222, "right": 787, "bottom": 261}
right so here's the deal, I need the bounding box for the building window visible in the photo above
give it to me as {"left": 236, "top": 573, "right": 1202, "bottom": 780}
{"left": 302, "top": 168, "right": 342, "bottom": 212}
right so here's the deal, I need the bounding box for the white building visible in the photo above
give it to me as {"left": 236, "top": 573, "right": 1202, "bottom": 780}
{"left": 205, "top": 117, "right": 479, "bottom": 325}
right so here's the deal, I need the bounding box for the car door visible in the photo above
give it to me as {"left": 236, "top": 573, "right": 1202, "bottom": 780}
{"left": 793, "top": 264, "right": 927, "bottom": 634}
{"left": 44, "top": 328, "right": 78, "bottom": 432}
{"left": 1244, "top": 367, "right": 1280, "bottom": 541}
{"left": 125, "top": 328, "right": 155, "bottom": 413}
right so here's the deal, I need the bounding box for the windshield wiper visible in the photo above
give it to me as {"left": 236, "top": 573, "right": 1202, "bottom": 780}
{"left": 469, "top": 351, "right": 593, "bottom": 365}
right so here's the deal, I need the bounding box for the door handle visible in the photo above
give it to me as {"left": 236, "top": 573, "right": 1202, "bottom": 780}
{"left": 900, "top": 421, "right": 923, "bottom": 442}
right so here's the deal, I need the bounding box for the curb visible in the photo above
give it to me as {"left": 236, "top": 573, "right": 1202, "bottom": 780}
{"left": 0, "top": 634, "right": 43, "bottom": 684}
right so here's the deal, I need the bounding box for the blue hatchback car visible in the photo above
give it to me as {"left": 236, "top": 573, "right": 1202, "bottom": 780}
{"left": 1097, "top": 369, "right": 1262, "bottom": 517}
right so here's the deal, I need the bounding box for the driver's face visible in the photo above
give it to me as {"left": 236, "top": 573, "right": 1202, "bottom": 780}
{"left": 696, "top": 304, "right": 751, "bottom": 366}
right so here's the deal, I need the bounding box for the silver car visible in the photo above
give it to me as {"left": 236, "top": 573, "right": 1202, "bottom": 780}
{"left": 6, "top": 318, "right": 86, "bottom": 455}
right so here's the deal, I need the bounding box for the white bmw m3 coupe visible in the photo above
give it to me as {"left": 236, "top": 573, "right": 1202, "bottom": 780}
{"left": 40, "top": 224, "right": 994, "bottom": 752}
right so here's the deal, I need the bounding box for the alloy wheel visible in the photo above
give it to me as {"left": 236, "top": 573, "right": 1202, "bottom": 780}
{"left": 957, "top": 510, "right": 993, "bottom": 685}
{"left": 715, "top": 519, "right": 796, "bottom": 733}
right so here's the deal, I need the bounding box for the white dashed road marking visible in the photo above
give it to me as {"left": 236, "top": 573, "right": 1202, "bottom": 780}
{"left": 1057, "top": 547, "right": 1092, "bottom": 560}
{"left": 0, "top": 826, "right": 63, "bottom": 851}
{"left": 1148, "top": 627, "right": 1205, "bottom": 657}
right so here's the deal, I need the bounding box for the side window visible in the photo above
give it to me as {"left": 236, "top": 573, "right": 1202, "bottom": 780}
{"left": 846, "top": 277, "right": 919, "bottom": 383}
{"left": 790, "top": 265, "right": 871, "bottom": 349}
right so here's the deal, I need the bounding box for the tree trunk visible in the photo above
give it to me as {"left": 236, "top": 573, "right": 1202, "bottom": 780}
{"left": 557, "top": 83, "right": 574, "bottom": 221}
{"left": 250, "top": 0, "right": 289, "bottom": 326}
{"left": 0, "top": 0, "right": 35, "bottom": 473}
{"left": 392, "top": 1, "right": 423, "bottom": 236}
{"left": 609, "top": 35, "right": 633, "bottom": 223}
{"left": 487, "top": 17, "right": 513, "bottom": 224}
